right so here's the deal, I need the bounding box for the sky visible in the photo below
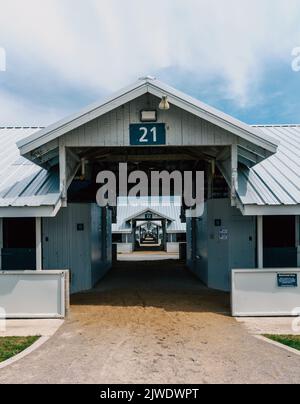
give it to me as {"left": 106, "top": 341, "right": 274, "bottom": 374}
{"left": 0, "top": 0, "right": 300, "bottom": 126}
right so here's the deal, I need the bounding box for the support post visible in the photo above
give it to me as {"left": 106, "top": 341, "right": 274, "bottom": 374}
{"left": 257, "top": 215, "right": 263, "bottom": 269}
{"left": 59, "top": 138, "right": 67, "bottom": 207}
{"left": 231, "top": 142, "right": 238, "bottom": 206}
{"left": 0, "top": 218, "right": 2, "bottom": 270}
{"left": 296, "top": 216, "right": 300, "bottom": 267}
{"left": 36, "top": 217, "right": 42, "bottom": 271}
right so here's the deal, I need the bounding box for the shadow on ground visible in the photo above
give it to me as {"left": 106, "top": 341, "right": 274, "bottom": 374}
{"left": 71, "top": 260, "right": 230, "bottom": 315}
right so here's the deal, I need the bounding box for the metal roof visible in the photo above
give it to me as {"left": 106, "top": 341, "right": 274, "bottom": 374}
{"left": 0, "top": 128, "right": 60, "bottom": 216}
{"left": 238, "top": 125, "right": 300, "bottom": 213}
{"left": 17, "top": 78, "right": 278, "bottom": 157}
{"left": 112, "top": 198, "right": 186, "bottom": 234}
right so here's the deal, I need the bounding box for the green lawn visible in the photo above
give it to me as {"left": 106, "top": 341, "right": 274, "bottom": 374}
{"left": 0, "top": 336, "right": 40, "bottom": 363}
{"left": 265, "top": 335, "right": 300, "bottom": 351}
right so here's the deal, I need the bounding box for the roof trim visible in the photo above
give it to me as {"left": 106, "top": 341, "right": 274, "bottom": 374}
{"left": 17, "top": 78, "right": 279, "bottom": 156}
{"left": 240, "top": 204, "right": 300, "bottom": 216}
{"left": 124, "top": 207, "right": 175, "bottom": 223}
{"left": 0, "top": 199, "right": 62, "bottom": 218}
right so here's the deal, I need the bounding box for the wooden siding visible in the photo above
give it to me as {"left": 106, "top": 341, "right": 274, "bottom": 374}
{"left": 64, "top": 94, "right": 235, "bottom": 148}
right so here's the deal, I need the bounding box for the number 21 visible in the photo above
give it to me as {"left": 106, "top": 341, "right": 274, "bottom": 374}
{"left": 139, "top": 127, "right": 157, "bottom": 143}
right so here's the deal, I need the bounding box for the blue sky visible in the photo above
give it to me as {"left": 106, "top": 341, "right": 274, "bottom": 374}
{"left": 0, "top": 0, "right": 300, "bottom": 126}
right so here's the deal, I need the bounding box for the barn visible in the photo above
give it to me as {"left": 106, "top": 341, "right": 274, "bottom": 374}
{"left": 0, "top": 77, "right": 300, "bottom": 318}
{"left": 112, "top": 198, "right": 186, "bottom": 254}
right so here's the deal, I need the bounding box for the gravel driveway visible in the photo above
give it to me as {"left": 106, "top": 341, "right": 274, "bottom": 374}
{"left": 0, "top": 260, "right": 300, "bottom": 384}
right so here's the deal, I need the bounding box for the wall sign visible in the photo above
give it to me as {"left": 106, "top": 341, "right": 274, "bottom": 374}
{"left": 130, "top": 123, "right": 166, "bottom": 146}
{"left": 145, "top": 213, "right": 153, "bottom": 220}
{"left": 219, "top": 228, "right": 229, "bottom": 241}
{"left": 277, "top": 274, "right": 298, "bottom": 288}
{"left": 77, "top": 223, "right": 84, "bottom": 232}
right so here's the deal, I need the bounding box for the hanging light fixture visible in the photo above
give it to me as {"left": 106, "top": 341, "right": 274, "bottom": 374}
{"left": 159, "top": 95, "right": 170, "bottom": 111}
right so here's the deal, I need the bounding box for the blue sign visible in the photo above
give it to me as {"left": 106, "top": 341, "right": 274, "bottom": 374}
{"left": 130, "top": 123, "right": 166, "bottom": 146}
{"left": 277, "top": 274, "right": 298, "bottom": 288}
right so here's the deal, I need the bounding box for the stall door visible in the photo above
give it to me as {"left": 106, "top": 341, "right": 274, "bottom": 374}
{"left": 2, "top": 218, "right": 36, "bottom": 270}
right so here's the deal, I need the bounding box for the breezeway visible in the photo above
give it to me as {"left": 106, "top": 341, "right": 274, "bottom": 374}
{"left": 0, "top": 77, "right": 300, "bottom": 318}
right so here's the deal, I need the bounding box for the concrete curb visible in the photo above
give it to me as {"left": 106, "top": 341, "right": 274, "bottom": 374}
{"left": 255, "top": 335, "right": 300, "bottom": 357}
{"left": 0, "top": 336, "right": 49, "bottom": 370}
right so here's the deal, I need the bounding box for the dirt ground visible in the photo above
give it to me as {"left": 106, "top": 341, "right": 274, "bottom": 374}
{"left": 0, "top": 260, "right": 300, "bottom": 384}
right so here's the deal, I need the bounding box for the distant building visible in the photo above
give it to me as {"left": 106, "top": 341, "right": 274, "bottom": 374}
{"left": 112, "top": 199, "right": 186, "bottom": 254}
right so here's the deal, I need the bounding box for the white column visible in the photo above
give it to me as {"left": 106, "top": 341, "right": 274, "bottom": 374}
{"left": 296, "top": 216, "right": 300, "bottom": 267}
{"left": 231, "top": 142, "right": 238, "bottom": 206}
{"left": 36, "top": 217, "right": 42, "bottom": 271}
{"left": 59, "top": 138, "right": 67, "bottom": 207}
{"left": 257, "top": 216, "right": 263, "bottom": 269}
{"left": 0, "top": 218, "right": 2, "bottom": 270}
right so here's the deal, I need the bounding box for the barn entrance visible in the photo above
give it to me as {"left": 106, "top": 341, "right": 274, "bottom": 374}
{"left": 15, "top": 77, "right": 279, "bottom": 299}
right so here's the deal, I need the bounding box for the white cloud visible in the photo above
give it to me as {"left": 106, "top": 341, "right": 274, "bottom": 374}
{"left": 0, "top": 89, "right": 65, "bottom": 126}
{"left": 0, "top": 0, "right": 300, "bottom": 121}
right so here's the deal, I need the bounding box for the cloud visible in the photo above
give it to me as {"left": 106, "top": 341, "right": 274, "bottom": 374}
{"left": 0, "top": 0, "right": 300, "bottom": 123}
{"left": 0, "top": 89, "right": 65, "bottom": 126}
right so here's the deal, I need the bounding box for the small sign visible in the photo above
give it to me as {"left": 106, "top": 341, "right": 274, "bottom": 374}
{"left": 77, "top": 223, "right": 84, "bottom": 232}
{"left": 145, "top": 213, "right": 153, "bottom": 220}
{"left": 219, "top": 228, "right": 228, "bottom": 241}
{"left": 277, "top": 274, "right": 298, "bottom": 288}
{"left": 130, "top": 123, "right": 166, "bottom": 146}
{"left": 215, "top": 219, "right": 222, "bottom": 227}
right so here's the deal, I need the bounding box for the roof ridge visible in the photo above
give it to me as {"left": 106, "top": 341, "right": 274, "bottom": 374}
{"left": 252, "top": 124, "right": 300, "bottom": 128}
{"left": 0, "top": 126, "right": 45, "bottom": 129}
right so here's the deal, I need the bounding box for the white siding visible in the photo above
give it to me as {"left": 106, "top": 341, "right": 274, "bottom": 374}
{"left": 43, "top": 203, "right": 112, "bottom": 294}
{"left": 64, "top": 94, "right": 235, "bottom": 148}
{"left": 43, "top": 204, "right": 92, "bottom": 293}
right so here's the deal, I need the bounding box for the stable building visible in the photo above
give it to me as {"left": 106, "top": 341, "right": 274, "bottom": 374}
{"left": 0, "top": 77, "right": 300, "bottom": 318}
{"left": 112, "top": 199, "right": 186, "bottom": 254}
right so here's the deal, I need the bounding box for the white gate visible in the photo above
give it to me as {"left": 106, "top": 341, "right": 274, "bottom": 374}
{"left": 0, "top": 270, "right": 69, "bottom": 319}
{"left": 232, "top": 269, "right": 300, "bottom": 317}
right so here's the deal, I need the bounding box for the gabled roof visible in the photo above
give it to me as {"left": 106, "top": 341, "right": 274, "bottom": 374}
{"left": 17, "top": 77, "right": 278, "bottom": 155}
{"left": 125, "top": 207, "right": 175, "bottom": 223}
{"left": 238, "top": 125, "right": 300, "bottom": 215}
{"left": 0, "top": 128, "right": 61, "bottom": 217}
{"left": 112, "top": 200, "right": 186, "bottom": 233}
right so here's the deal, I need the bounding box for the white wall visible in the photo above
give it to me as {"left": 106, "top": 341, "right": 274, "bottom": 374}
{"left": 166, "top": 242, "right": 180, "bottom": 254}
{"left": 43, "top": 203, "right": 112, "bottom": 294}
{"left": 187, "top": 199, "right": 256, "bottom": 292}
{"left": 232, "top": 269, "right": 300, "bottom": 316}
{"left": 0, "top": 270, "right": 68, "bottom": 319}
{"left": 64, "top": 94, "right": 235, "bottom": 148}
{"left": 117, "top": 243, "right": 133, "bottom": 254}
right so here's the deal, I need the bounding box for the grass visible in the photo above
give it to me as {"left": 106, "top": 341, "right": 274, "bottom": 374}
{"left": 265, "top": 335, "right": 300, "bottom": 351}
{"left": 0, "top": 336, "right": 40, "bottom": 363}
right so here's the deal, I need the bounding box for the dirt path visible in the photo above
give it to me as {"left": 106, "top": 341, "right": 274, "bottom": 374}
{"left": 0, "top": 260, "right": 300, "bottom": 384}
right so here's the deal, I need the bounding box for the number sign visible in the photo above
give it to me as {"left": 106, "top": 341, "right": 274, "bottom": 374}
{"left": 130, "top": 124, "right": 166, "bottom": 146}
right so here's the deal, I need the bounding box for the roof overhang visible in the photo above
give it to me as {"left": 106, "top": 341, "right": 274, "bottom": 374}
{"left": 0, "top": 199, "right": 62, "bottom": 218}
{"left": 17, "top": 78, "right": 279, "bottom": 159}
{"left": 240, "top": 203, "right": 300, "bottom": 216}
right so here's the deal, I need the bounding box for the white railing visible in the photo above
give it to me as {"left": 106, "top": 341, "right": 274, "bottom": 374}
{"left": 232, "top": 269, "right": 300, "bottom": 317}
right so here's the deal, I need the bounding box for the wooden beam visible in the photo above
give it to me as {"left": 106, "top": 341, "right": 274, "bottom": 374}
{"left": 257, "top": 216, "right": 264, "bottom": 269}
{"left": 231, "top": 141, "right": 238, "bottom": 206}
{"left": 0, "top": 219, "right": 2, "bottom": 270}
{"left": 36, "top": 217, "right": 42, "bottom": 271}
{"left": 59, "top": 138, "right": 67, "bottom": 206}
